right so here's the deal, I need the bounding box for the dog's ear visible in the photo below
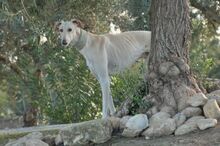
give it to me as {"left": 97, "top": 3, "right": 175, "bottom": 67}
{"left": 72, "top": 19, "right": 85, "bottom": 29}
{"left": 54, "top": 21, "right": 62, "bottom": 31}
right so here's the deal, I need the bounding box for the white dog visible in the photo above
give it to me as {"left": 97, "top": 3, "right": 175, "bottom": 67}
{"left": 55, "top": 19, "right": 151, "bottom": 118}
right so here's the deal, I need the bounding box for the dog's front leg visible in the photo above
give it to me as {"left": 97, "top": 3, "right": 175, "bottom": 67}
{"left": 99, "top": 76, "right": 110, "bottom": 119}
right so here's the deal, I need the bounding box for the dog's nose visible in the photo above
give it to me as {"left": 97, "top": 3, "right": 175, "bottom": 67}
{"left": 62, "top": 40, "right": 68, "bottom": 46}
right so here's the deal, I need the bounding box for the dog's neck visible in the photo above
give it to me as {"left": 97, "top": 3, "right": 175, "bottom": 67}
{"left": 73, "top": 28, "right": 87, "bottom": 51}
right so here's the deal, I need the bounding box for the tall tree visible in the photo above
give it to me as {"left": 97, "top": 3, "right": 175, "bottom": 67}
{"left": 147, "top": 0, "right": 201, "bottom": 115}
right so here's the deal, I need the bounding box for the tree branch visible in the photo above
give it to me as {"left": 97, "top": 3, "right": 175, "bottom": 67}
{"left": 0, "top": 54, "right": 25, "bottom": 78}
{"left": 190, "top": 0, "right": 220, "bottom": 25}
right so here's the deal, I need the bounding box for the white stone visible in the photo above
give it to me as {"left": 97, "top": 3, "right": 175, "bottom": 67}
{"left": 186, "top": 116, "right": 205, "bottom": 124}
{"left": 125, "top": 114, "right": 149, "bottom": 131}
{"left": 203, "top": 99, "right": 220, "bottom": 119}
{"left": 187, "top": 93, "right": 208, "bottom": 107}
{"left": 197, "top": 119, "right": 217, "bottom": 130}
{"left": 5, "top": 138, "right": 48, "bottom": 146}
{"left": 60, "top": 119, "right": 112, "bottom": 145}
{"left": 149, "top": 112, "right": 171, "bottom": 126}
{"left": 142, "top": 112, "right": 175, "bottom": 137}
{"left": 122, "top": 128, "right": 141, "bottom": 137}
{"left": 175, "top": 116, "right": 204, "bottom": 136}
{"left": 121, "top": 114, "right": 148, "bottom": 138}
{"left": 23, "top": 132, "right": 43, "bottom": 140}
{"left": 174, "top": 122, "right": 198, "bottom": 136}
{"left": 142, "top": 118, "right": 176, "bottom": 137}
{"left": 181, "top": 107, "right": 202, "bottom": 118}
{"left": 173, "top": 113, "right": 186, "bottom": 127}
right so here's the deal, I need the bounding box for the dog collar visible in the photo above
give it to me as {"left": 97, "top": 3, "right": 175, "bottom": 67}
{"left": 73, "top": 29, "right": 87, "bottom": 51}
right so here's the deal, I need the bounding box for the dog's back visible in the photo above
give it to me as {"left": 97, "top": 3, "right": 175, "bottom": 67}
{"left": 103, "top": 31, "right": 151, "bottom": 73}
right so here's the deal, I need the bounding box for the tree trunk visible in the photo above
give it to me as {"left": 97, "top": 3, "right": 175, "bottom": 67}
{"left": 147, "top": 0, "right": 201, "bottom": 116}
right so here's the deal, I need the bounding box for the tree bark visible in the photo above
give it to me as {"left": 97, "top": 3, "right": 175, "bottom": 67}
{"left": 147, "top": 0, "right": 201, "bottom": 116}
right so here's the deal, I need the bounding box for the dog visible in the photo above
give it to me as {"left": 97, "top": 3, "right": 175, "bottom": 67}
{"left": 55, "top": 19, "right": 151, "bottom": 118}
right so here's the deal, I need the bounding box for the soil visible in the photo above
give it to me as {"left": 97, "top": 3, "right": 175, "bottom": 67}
{"left": 96, "top": 123, "right": 220, "bottom": 146}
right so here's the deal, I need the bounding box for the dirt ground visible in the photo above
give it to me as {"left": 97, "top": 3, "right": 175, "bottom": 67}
{"left": 97, "top": 124, "right": 220, "bottom": 146}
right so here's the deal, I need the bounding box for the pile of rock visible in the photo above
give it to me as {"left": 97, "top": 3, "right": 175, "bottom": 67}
{"left": 5, "top": 90, "right": 220, "bottom": 146}
{"left": 120, "top": 90, "right": 220, "bottom": 138}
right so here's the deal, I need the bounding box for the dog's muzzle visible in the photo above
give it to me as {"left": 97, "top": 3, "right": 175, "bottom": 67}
{"left": 62, "top": 40, "right": 68, "bottom": 46}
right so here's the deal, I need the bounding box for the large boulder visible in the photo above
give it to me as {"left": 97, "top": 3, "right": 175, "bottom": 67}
{"left": 6, "top": 139, "right": 49, "bottom": 146}
{"left": 125, "top": 114, "right": 148, "bottom": 131}
{"left": 203, "top": 99, "right": 220, "bottom": 119}
{"left": 149, "top": 112, "right": 171, "bottom": 124}
{"left": 181, "top": 107, "right": 202, "bottom": 118}
{"left": 5, "top": 132, "right": 48, "bottom": 146}
{"left": 60, "top": 119, "right": 112, "bottom": 146}
{"left": 175, "top": 116, "right": 204, "bottom": 136}
{"left": 197, "top": 118, "right": 217, "bottom": 130}
{"left": 122, "top": 114, "right": 148, "bottom": 137}
{"left": 187, "top": 93, "right": 208, "bottom": 107}
{"left": 142, "top": 112, "right": 176, "bottom": 137}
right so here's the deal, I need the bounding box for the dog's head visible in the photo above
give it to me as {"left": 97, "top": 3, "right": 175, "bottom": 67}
{"left": 54, "top": 19, "right": 85, "bottom": 47}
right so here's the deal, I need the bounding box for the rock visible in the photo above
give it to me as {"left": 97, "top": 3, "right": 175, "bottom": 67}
{"left": 125, "top": 114, "right": 148, "bottom": 130}
{"left": 174, "top": 122, "right": 198, "bottom": 136}
{"left": 108, "top": 117, "right": 120, "bottom": 130}
{"left": 22, "top": 132, "right": 43, "bottom": 140}
{"left": 122, "top": 128, "right": 141, "bottom": 137}
{"left": 142, "top": 118, "right": 176, "bottom": 137}
{"left": 42, "top": 135, "right": 56, "bottom": 146}
{"left": 160, "top": 106, "right": 175, "bottom": 117}
{"left": 186, "top": 116, "right": 205, "bottom": 123}
{"left": 149, "top": 112, "right": 171, "bottom": 125}
{"left": 197, "top": 118, "right": 217, "bottom": 130}
{"left": 119, "top": 116, "right": 132, "bottom": 130}
{"left": 187, "top": 93, "right": 208, "bottom": 107}
{"left": 203, "top": 99, "right": 220, "bottom": 119}
{"left": 122, "top": 114, "right": 148, "bottom": 138}
{"left": 142, "top": 112, "right": 176, "bottom": 137}
{"left": 175, "top": 116, "right": 204, "bottom": 136}
{"left": 173, "top": 113, "right": 186, "bottom": 127}
{"left": 206, "top": 90, "right": 220, "bottom": 105}
{"left": 6, "top": 139, "right": 49, "bottom": 146}
{"left": 181, "top": 107, "right": 202, "bottom": 118}
{"left": 60, "top": 119, "right": 112, "bottom": 145}
{"left": 55, "top": 134, "right": 63, "bottom": 146}
{"left": 5, "top": 132, "right": 48, "bottom": 146}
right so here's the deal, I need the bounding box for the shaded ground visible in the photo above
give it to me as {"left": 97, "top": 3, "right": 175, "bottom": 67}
{"left": 97, "top": 124, "right": 220, "bottom": 146}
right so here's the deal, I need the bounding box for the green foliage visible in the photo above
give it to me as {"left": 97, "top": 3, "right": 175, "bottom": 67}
{"left": 0, "top": 0, "right": 151, "bottom": 124}
{"left": 190, "top": 9, "right": 220, "bottom": 85}
{"left": 111, "top": 61, "right": 147, "bottom": 108}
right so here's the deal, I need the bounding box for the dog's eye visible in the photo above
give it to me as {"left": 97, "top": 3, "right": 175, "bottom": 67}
{"left": 59, "top": 29, "right": 63, "bottom": 32}
{"left": 68, "top": 28, "right": 72, "bottom": 32}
